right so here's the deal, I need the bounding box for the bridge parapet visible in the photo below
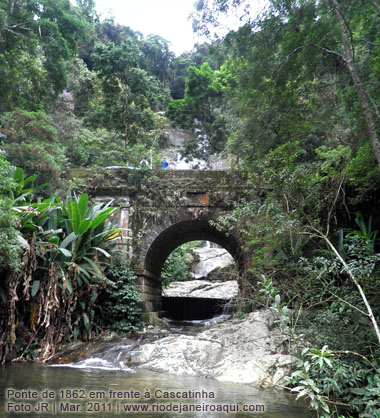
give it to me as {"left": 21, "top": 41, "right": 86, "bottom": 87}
{"left": 69, "top": 168, "right": 248, "bottom": 201}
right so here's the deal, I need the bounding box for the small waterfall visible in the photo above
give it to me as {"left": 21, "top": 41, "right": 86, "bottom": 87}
{"left": 199, "top": 240, "right": 221, "bottom": 249}
{"left": 222, "top": 297, "right": 235, "bottom": 315}
{"left": 51, "top": 340, "right": 139, "bottom": 371}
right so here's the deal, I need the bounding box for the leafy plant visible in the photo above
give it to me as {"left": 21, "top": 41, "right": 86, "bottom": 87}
{"left": 28, "top": 192, "right": 125, "bottom": 342}
{"left": 0, "top": 156, "right": 27, "bottom": 292}
{"left": 0, "top": 199, "right": 23, "bottom": 280}
{"left": 287, "top": 345, "right": 379, "bottom": 418}
{"left": 161, "top": 241, "right": 200, "bottom": 287}
{"left": 0, "top": 110, "right": 67, "bottom": 192}
{"left": 36, "top": 192, "right": 121, "bottom": 275}
{"left": 0, "top": 166, "right": 126, "bottom": 361}
{"left": 287, "top": 346, "right": 336, "bottom": 417}
{"left": 351, "top": 372, "right": 380, "bottom": 418}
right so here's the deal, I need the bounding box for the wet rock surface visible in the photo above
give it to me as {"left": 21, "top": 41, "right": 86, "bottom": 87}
{"left": 52, "top": 310, "right": 293, "bottom": 388}
{"left": 164, "top": 128, "right": 230, "bottom": 171}
{"left": 162, "top": 279, "right": 238, "bottom": 299}
{"left": 131, "top": 309, "right": 293, "bottom": 387}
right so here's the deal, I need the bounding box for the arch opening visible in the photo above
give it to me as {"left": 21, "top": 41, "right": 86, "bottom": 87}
{"left": 144, "top": 219, "right": 244, "bottom": 279}
{"left": 143, "top": 220, "right": 243, "bottom": 321}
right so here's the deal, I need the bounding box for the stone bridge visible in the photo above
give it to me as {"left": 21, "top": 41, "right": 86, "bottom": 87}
{"left": 73, "top": 168, "right": 251, "bottom": 318}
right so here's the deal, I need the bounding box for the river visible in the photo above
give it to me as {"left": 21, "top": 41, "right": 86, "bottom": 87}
{"left": 1, "top": 309, "right": 314, "bottom": 417}
{"left": 1, "top": 354, "right": 314, "bottom": 417}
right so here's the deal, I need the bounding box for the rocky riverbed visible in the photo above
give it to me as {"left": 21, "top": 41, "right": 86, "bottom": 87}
{"left": 131, "top": 309, "right": 293, "bottom": 388}
{"left": 53, "top": 309, "right": 293, "bottom": 389}
{"left": 163, "top": 244, "right": 238, "bottom": 300}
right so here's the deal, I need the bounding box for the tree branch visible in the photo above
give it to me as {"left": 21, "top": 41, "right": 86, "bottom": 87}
{"left": 327, "top": 290, "right": 368, "bottom": 317}
{"left": 309, "top": 43, "right": 346, "bottom": 62}
{"left": 332, "top": 350, "right": 378, "bottom": 372}
{"left": 309, "top": 226, "right": 380, "bottom": 347}
{"left": 324, "top": 167, "right": 346, "bottom": 236}
{"left": 4, "top": 27, "right": 26, "bottom": 38}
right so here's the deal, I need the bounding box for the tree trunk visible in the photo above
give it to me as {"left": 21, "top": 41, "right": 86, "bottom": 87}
{"left": 330, "top": 0, "right": 380, "bottom": 169}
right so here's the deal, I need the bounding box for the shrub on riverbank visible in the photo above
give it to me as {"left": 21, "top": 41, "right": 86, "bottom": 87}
{"left": 98, "top": 260, "right": 142, "bottom": 333}
{"left": 0, "top": 164, "right": 126, "bottom": 363}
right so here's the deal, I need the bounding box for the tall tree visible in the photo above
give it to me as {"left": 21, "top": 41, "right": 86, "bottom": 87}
{"left": 0, "top": 0, "right": 89, "bottom": 111}
{"left": 329, "top": 0, "right": 380, "bottom": 168}
{"left": 166, "top": 61, "right": 228, "bottom": 159}
{"left": 141, "top": 35, "right": 174, "bottom": 83}
{"left": 192, "top": 0, "right": 380, "bottom": 169}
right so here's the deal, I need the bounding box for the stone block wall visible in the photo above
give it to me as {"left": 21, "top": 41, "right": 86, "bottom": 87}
{"left": 68, "top": 168, "right": 253, "bottom": 319}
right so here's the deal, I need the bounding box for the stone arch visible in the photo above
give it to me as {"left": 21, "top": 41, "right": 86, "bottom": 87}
{"left": 137, "top": 218, "right": 246, "bottom": 316}
{"left": 134, "top": 210, "right": 249, "bottom": 315}
{"left": 144, "top": 219, "right": 244, "bottom": 280}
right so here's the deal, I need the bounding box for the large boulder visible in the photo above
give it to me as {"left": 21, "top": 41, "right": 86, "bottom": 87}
{"left": 131, "top": 309, "right": 293, "bottom": 387}
{"left": 190, "top": 247, "right": 236, "bottom": 280}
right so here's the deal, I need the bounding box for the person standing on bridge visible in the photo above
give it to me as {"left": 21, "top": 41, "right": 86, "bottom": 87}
{"left": 140, "top": 157, "right": 148, "bottom": 168}
{"left": 160, "top": 158, "right": 168, "bottom": 169}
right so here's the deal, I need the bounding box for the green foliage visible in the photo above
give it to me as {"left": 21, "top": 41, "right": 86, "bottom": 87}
{"left": 192, "top": 0, "right": 380, "bottom": 172}
{"left": 0, "top": 154, "right": 27, "bottom": 276}
{"left": 140, "top": 35, "right": 174, "bottom": 83}
{"left": 0, "top": 1, "right": 177, "bottom": 171}
{"left": 214, "top": 142, "right": 318, "bottom": 280}
{"left": 257, "top": 275, "right": 291, "bottom": 328}
{"left": 66, "top": 128, "right": 126, "bottom": 167}
{"left": 161, "top": 242, "right": 200, "bottom": 287}
{"left": 85, "top": 22, "right": 171, "bottom": 143}
{"left": 0, "top": 164, "right": 125, "bottom": 359}
{"left": 66, "top": 57, "right": 97, "bottom": 117}
{"left": 347, "top": 141, "right": 380, "bottom": 202}
{"left": 285, "top": 345, "right": 369, "bottom": 418}
{"left": 301, "top": 213, "right": 380, "bottom": 310}
{"left": 0, "top": 0, "right": 89, "bottom": 112}
{"left": 166, "top": 99, "right": 191, "bottom": 128}
{"left": 314, "top": 145, "right": 352, "bottom": 182}
{"left": 287, "top": 346, "right": 380, "bottom": 417}
{"left": 100, "top": 260, "right": 142, "bottom": 333}
{"left": 213, "top": 135, "right": 379, "bottom": 417}
{"left": 289, "top": 220, "right": 380, "bottom": 416}
{"left": 257, "top": 267, "right": 378, "bottom": 417}
{"left": 351, "top": 373, "right": 380, "bottom": 418}
{"left": 16, "top": 188, "right": 125, "bottom": 343}
{"left": 286, "top": 346, "right": 333, "bottom": 416}
{"left": 168, "top": 44, "right": 220, "bottom": 99}
{"left": 166, "top": 62, "right": 228, "bottom": 160}
{"left": 33, "top": 192, "right": 122, "bottom": 281}
{"left": 0, "top": 199, "right": 23, "bottom": 276}
{"left": 0, "top": 109, "right": 67, "bottom": 192}
{"left": 40, "top": 192, "right": 124, "bottom": 342}
{"left": 0, "top": 150, "right": 15, "bottom": 193}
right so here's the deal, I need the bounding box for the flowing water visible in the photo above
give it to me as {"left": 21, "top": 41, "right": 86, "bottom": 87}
{"left": 1, "top": 362, "right": 313, "bottom": 417}
{"left": 0, "top": 321, "right": 314, "bottom": 418}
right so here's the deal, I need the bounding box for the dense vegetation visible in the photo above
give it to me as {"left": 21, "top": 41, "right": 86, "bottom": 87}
{"left": 161, "top": 242, "right": 200, "bottom": 287}
{"left": 189, "top": 1, "right": 380, "bottom": 417}
{"left": 1, "top": 0, "right": 380, "bottom": 416}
